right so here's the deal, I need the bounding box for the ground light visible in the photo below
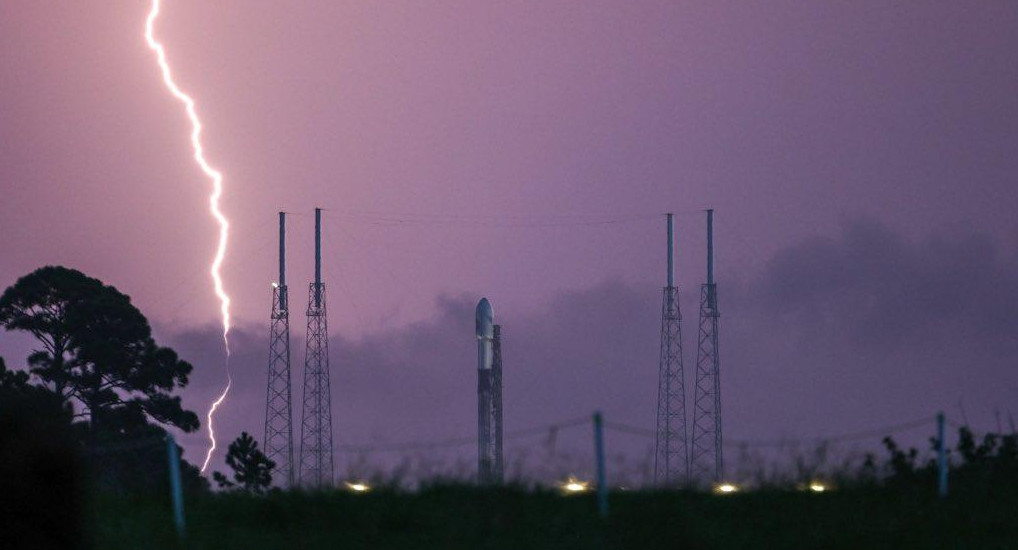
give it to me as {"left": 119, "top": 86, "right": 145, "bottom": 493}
{"left": 808, "top": 482, "right": 829, "bottom": 493}
{"left": 344, "top": 481, "right": 371, "bottom": 493}
{"left": 558, "top": 477, "right": 590, "bottom": 494}
{"left": 713, "top": 483, "right": 739, "bottom": 495}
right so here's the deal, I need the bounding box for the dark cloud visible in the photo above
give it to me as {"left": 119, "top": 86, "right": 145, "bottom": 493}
{"left": 747, "top": 220, "right": 1018, "bottom": 352}
{"left": 723, "top": 220, "right": 1018, "bottom": 450}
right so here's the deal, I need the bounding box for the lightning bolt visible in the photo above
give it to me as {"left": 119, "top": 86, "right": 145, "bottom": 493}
{"left": 144, "top": 0, "right": 232, "bottom": 473}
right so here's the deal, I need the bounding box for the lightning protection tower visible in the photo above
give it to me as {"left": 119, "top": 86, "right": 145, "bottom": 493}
{"left": 299, "top": 207, "right": 334, "bottom": 487}
{"left": 264, "top": 212, "right": 294, "bottom": 487}
{"left": 655, "top": 213, "right": 689, "bottom": 485}
{"left": 476, "top": 298, "right": 504, "bottom": 485}
{"left": 491, "top": 324, "right": 504, "bottom": 483}
{"left": 691, "top": 209, "right": 723, "bottom": 483}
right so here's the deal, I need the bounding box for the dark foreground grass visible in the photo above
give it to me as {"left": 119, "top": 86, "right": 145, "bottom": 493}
{"left": 89, "top": 484, "right": 1018, "bottom": 550}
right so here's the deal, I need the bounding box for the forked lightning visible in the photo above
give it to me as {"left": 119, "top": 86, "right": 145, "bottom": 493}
{"left": 144, "top": 0, "right": 233, "bottom": 473}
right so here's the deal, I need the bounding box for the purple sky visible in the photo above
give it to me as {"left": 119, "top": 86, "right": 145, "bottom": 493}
{"left": 2, "top": 2, "right": 1017, "bottom": 478}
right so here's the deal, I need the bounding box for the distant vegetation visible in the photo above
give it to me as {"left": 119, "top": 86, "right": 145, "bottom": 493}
{"left": 87, "top": 479, "right": 1017, "bottom": 550}
{"left": 872, "top": 427, "right": 1018, "bottom": 492}
{"left": 84, "top": 432, "right": 1018, "bottom": 549}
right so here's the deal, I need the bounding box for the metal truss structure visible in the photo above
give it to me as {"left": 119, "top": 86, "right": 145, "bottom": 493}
{"left": 655, "top": 285, "right": 689, "bottom": 485}
{"left": 691, "top": 210, "right": 723, "bottom": 483}
{"left": 264, "top": 282, "right": 294, "bottom": 487}
{"left": 264, "top": 212, "right": 294, "bottom": 487}
{"left": 299, "top": 209, "right": 334, "bottom": 487}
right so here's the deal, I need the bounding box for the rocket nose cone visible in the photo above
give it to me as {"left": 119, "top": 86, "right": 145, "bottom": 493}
{"left": 475, "top": 298, "right": 494, "bottom": 339}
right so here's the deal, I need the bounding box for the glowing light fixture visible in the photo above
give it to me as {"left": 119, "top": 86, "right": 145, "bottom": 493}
{"left": 345, "top": 482, "right": 371, "bottom": 493}
{"left": 559, "top": 477, "right": 590, "bottom": 494}
{"left": 714, "top": 483, "right": 739, "bottom": 494}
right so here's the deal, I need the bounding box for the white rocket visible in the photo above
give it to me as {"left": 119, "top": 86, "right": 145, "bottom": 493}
{"left": 475, "top": 297, "right": 502, "bottom": 484}
{"left": 476, "top": 297, "right": 494, "bottom": 369}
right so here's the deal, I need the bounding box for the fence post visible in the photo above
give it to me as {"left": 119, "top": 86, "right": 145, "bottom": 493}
{"left": 166, "top": 434, "right": 187, "bottom": 540}
{"left": 937, "top": 412, "right": 948, "bottom": 498}
{"left": 593, "top": 411, "right": 608, "bottom": 519}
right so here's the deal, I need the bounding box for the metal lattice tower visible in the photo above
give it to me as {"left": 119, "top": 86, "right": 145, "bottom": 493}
{"left": 491, "top": 324, "right": 504, "bottom": 483}
{"left": 299, "top": 208, "right": 334, "bottom": 487}
{"left": 264, "top": 212, "right": 294, "bottom": 487}
{"left": 655, "top": 213, "right": 689, "bottom": 485}
{"left": 691, "top": 209, "right": 723, "bottom": 483}
{"left": 476, "top": 299, "right": 503, "bottom": 485}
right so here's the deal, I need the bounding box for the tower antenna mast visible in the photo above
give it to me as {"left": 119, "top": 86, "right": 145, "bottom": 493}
{"left": 691, "top": 209, "right": 724, "bottom": 483}
{"left": 655, "top": 213, "right": 689, "bottom": 485}
{"left": 299, "top": 208, "right": 334, "bottom": 487}
{"left": 264, "top": 212, "right": 294, "bottom": 486}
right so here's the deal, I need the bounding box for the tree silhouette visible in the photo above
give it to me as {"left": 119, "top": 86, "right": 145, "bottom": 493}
{"left": 0, "top": 266, "right": 199, "bottom": 436}
{"left": 0, "top": 355, "right": 27, "bottom": 391}
{"left": 875, "top": 426, "right": 1018, "bottom": 491}
{"left": 0, "top": 354, "right": 82, "bottom": 549}
{"left": 0, "top": 354, "right": 70, "bottom": 419}
{"left": 213, "top": 432, "right": 275, "bottom": 493}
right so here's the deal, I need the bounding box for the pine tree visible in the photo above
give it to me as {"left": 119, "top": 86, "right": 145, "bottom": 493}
{"left": 214, "top": 432, "right": 275, "bottom": 493}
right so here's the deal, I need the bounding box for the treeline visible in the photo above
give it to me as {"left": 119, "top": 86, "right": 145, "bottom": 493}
{"left": 866, "top": 427, "right": 1018, "bottom": 493}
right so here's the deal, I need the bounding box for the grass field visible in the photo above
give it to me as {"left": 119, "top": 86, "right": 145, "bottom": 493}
{"left": 88, "top": 484, "right": 1018, "bottom": 550}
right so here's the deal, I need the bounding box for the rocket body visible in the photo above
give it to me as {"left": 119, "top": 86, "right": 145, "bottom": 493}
{"left": 475, "top": 297, "right": 502, "bottom": 484}
{"left": 476, "top": 298, "right": 494, "bottom": 370}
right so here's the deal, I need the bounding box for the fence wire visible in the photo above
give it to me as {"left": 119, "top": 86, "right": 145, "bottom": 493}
{"left": 336, "top": 414, "right": 943, "bottom": 454}
{"left": 338, "top": 416, "right": 590, "bottom": 453}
